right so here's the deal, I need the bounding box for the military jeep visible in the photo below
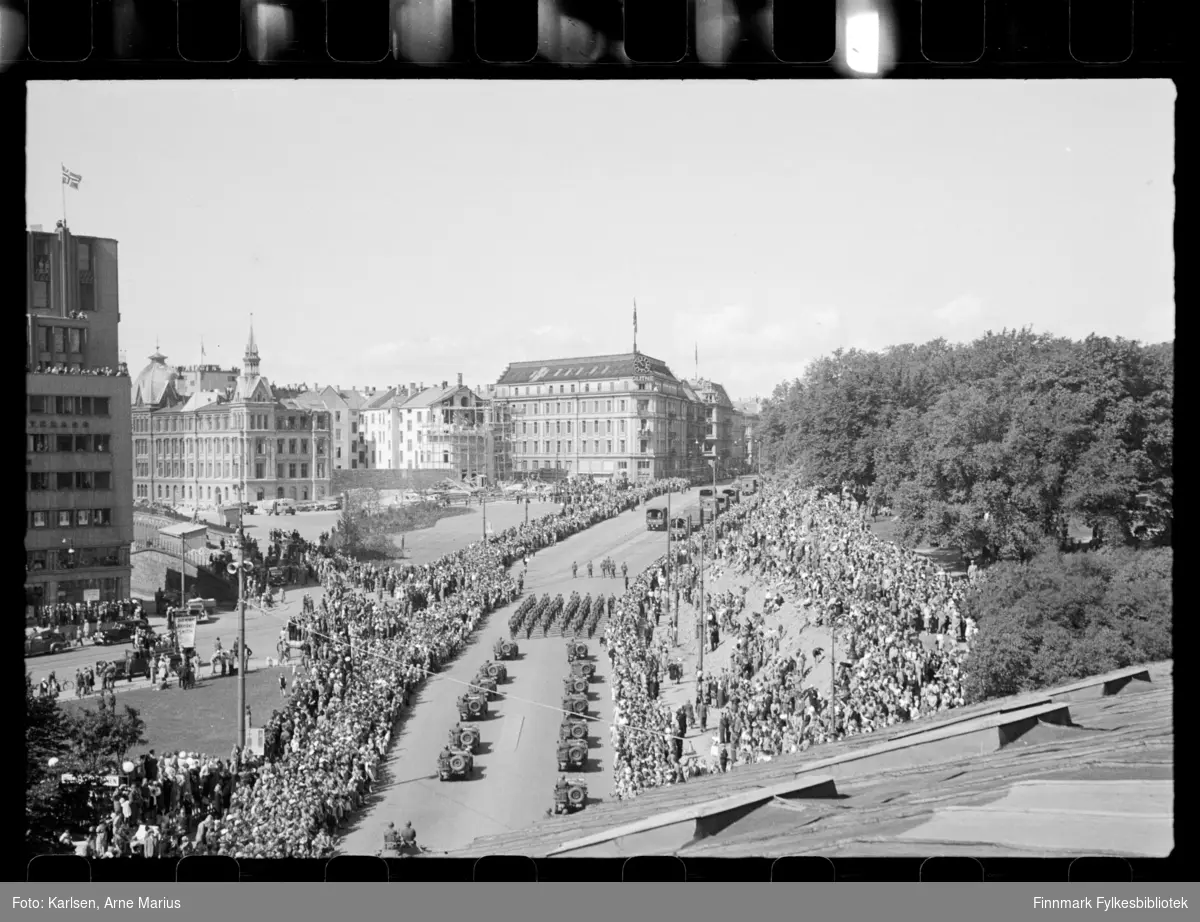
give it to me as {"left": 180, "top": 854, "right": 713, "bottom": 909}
{"left": 553, "top": 779, "right": 588, "bottom": 814}
{"left": 474, "top": 673, "right": 499, "bottom": 700}
{"left": 562, "top": 693, "right": 588, "bottom": 716}
{"left": 559, "top": 715, "right": 589, "bottom": 741}
{"left": 556, "top": 740, "right": 588, "bottom": 772}
{"left": 480, "top": 659, "right": 508, "bottom": 683}
{"left": 493, "top": 637, "right": 519, "bottom": 660}
{"left": 566, "top": 640, "right": 590, "bottom": 662}
{"left": 458, "top": 691, "right": 489, "bottom": 720}
{"left": 563, "top": 675, "right": 588, "bottom": 695}
{"left": 438, "top": 749, "right": 474, "bottom": 781}
{"left": 570, "top": 660, "right": 596, "bottom": 680}
{"left": 449, "top": 725, "right": 481, "bottom": 754}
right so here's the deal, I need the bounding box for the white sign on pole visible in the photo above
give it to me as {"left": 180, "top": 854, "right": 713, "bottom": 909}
{"left": 247, "top": 728, "right": 265, "bottom": 756}
{"left": 176, "top": 615, "right": 197, "bottom": 648}
{"left": 83, "top": 589, "right": 100, "bottom": 602}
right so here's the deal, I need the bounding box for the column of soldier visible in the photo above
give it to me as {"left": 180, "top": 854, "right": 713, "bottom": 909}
{"left": 604, "top": 481, "right": 975, "bottom": 800}
{"left": 75, "top": 476, "right": 688, "bottom": 859}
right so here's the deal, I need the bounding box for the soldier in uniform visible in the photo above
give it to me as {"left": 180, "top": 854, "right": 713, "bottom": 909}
{"left": 554, "top": 774, "right": 570, "bottom": 808}
{"left": 587, "top": 560, "right": 593, "bottom": 578}
{"left": 400, "top": 821, "right": 417, "bottom": 850}
{"left": 572, "top": 561, "right": 578, "bottom": 578}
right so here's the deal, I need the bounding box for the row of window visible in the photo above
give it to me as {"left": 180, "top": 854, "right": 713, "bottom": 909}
{"left": 142, "top": 483, "right": 321, "bottom": 503}
{"left": 30, "top": 239, "right": 98, "bottom": 312}
{"left": 518, "top": 440, "right": 656, "bottom": 455}
{"left": 137, "top": 460, "right": 327, "bottom": 481}
{"left": 136, "top": 412, "right": 329, "bottom": 434}
{"left": 521, "top": 419, "right": 629, "bottom": 436}
{"left": 27, "top": 433, "right": 112, "bottom": 453}
{"left": 28, "top": 395, "right": 112, "bottom": 416}
{"left": 516, "top": 459, "right": 638, "bottom": 472}
{"left": 28, "top": 508, "right": 115, "bottom": 529}
{"left": 135, "top": 436, "right": 326, "bottom": 458}
{"left": 31, "top": 324, "right": 89, "bottom": 356}
{"left": 28, "top": 472, "right": 113, "bottom": 491}
{"left": 27, "top": 546, "right": 126, "bottom": 573}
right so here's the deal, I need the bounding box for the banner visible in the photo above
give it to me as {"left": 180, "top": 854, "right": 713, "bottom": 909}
{"left": 247, "top": 727, "right": 265, "bottom": 756}
{"left": 83, "top": 589, "right": 100, "bottom": 602}
{"left": 176, "top": 614, "right": 197, "bottom": 648}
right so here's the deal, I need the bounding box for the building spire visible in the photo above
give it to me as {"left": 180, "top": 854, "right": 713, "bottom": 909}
{"left": 243, "top": 314, "right": 260, "bottom": 376}
{"left": 633, "top": 298, "right": 638, "bottom": 354}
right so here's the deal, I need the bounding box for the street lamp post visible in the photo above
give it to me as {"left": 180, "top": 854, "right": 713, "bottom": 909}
{"left": 236, "top": 515, "right": 248, "bottom": 750}
{"left": 697, "top": 512, "right": 704, "bottom": 676}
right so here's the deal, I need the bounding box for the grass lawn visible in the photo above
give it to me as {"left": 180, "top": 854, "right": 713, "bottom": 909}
{"left": 59, "top": 667, "right": 292, "bottom": 760}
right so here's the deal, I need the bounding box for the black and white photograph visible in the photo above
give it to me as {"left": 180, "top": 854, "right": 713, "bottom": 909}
{"left": 24, "top": 78, "right": 1173, "bottom": 863}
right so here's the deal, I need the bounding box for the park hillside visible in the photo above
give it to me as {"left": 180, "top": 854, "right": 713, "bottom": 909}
{"left": 757, "top": 328, "right": 1173, "bottom": 701}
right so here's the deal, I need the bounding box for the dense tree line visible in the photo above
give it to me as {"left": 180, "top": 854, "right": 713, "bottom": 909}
{"left": 759, "top": 329, "right": 1173, "bottom": 561}
{"left": 959, "top": 545, "right": 1172, "bottom": 702}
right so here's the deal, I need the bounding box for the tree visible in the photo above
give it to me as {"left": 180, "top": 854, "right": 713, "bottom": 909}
{"left": 960, "top": 546, "right": 1171, "bottom": 702}
{"left": 335, "top": 490, "right": 367, "bottom": 557}
{"left": 25, "top": 674, "right": 75, "bottom": 856}
{"left": 69, "top": 694, "right": 147, "bottom": 778}
{"left": 760, "top": 329, "right": 1172, "bottom": 557}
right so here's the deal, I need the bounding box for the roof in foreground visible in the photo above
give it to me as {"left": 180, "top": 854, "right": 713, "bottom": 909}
{"left": 453, "top": 661, "right": 1173, "bottom": 858}
{"left": 496, "top": 352, "right": 678, "bottom": 386}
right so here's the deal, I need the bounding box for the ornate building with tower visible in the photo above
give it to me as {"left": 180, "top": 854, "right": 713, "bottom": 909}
{"left": 130, "top": 326, "right": 332, "bottom": 511}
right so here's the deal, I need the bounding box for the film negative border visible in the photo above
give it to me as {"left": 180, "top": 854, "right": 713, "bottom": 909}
{"left": 22, "top": 853, "right": 1185, "bottom": 882}
{"left": 0, "top": 1, "right": 1184, "bottom": 72}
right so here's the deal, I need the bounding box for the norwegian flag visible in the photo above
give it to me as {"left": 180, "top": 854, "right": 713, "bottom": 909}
{"left": 61, "top": 165, "right": 82, "bottom": 189}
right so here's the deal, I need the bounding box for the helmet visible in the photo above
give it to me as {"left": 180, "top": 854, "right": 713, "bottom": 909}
{"left": 405, "top": 821, "right": 413, "bottom": 828}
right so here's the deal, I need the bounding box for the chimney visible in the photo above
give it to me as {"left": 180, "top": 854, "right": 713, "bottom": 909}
{"left": 442, "top": 380, "right": 448, "bottom": 390}
{"left": 458, "top": 373, "right": 463, "bottom": 387}
{"left": 410, "top": 382, "right": 417, "bottom": 394}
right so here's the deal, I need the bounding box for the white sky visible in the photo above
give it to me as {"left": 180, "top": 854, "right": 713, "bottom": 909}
{"left": 27, "top": 80, "right": 1175, "bottom": 401}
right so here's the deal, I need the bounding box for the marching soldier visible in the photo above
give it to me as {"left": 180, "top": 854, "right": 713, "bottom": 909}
{"left": 587, "top": 560, "right": 593, "bottom": 578}
{"left": 571, "top": 561, "right": 578, "bottom": 578}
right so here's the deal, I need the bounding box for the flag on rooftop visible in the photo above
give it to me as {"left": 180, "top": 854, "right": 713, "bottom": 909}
{"left": 62, "top": 165, "right": 82, "bottom": 189}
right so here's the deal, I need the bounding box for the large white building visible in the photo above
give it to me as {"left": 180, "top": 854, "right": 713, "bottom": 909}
{"left": 494, "top": 351, "right": 705, "bottom": 482}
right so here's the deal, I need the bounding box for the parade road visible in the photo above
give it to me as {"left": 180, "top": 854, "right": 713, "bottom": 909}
{"left": 336, "top": 487, "right": 703, "bottom": 855}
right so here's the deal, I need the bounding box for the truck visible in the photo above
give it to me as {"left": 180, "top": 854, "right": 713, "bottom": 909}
{"left": 645, "top": 507, "right": 667, "bottom": 531}
{"left": 186, "top": 598, "right": 216, "bottom": 624}
{"left": 670, "top": 516, "right": 690, "bottom": 541}
{"left": 699, "top": 488, "right": 716, "bottom": 523}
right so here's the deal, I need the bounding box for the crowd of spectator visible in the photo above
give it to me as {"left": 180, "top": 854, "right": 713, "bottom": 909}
{"left": 73, "top": 476, "right": 687, "bottom": 858}
{"left": 27, "top": 361, "right": 129, "bottom": 376}
{"left": 605, "top": 483, "right": 978, "bottom": 798}
{"left": 28, "top": 600, "right": 144, "bottom": 641}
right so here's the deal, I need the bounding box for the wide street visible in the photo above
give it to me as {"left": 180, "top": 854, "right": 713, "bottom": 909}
{"left": 336, "top": 486, "right": 703, "bottom": 856}
{"left": 24, "top": 498, "right": 565, "bottom": 692}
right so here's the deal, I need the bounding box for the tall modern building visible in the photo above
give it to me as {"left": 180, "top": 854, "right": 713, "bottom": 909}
{"left": 494, "top": 352, "right": 700, "bottom": 482}
{"left": 25, "top": 223, "right": 134, "bottom": 616}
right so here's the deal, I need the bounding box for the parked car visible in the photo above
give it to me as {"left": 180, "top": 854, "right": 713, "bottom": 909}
{"left": 24, "top": 630, "right": 70, "bottom": 657}
{"left": 93, "top": 623, "right": 136, "bottom": 646}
